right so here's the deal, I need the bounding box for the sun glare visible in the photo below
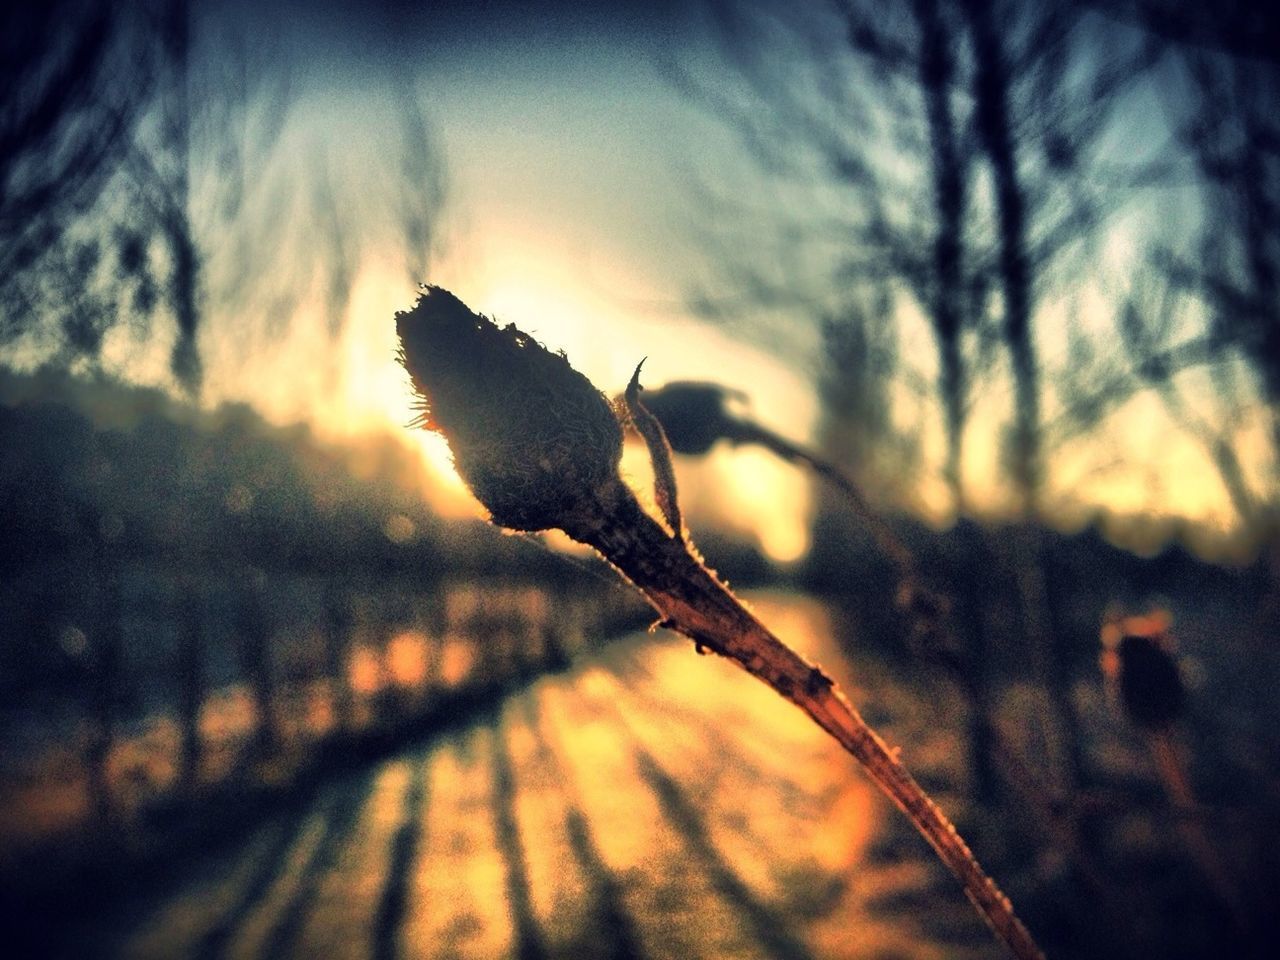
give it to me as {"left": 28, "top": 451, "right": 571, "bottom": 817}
{"left": 196, "top": 189, "right": 821, "bottom": 561}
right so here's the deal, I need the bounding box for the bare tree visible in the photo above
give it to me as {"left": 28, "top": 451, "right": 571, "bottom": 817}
{"left": 1082, "top": 3, "right": 1280, "bottom": 524}
{"left": 0, "top": 3, "right": 150, "bottom": 351}
{"left": 947, "top": 0, "right": 1166, "bottom": 797}
{"left": 679, "top": 0, "right": 1155, "bottom": 510}
{"left": 3, "top": 1, "right": 447, "bottom": 404}
{"left": 959, "top": 0, "right": 1158, "bottom": 512}
{"left": 674, "top": 0, "right": 982, "bottom": 511}
{"left": 1114, "top": 282, "right": 1265, "bottom": 525}
{"left": 118, "top": 0, "right": 294, "bottom": 397}
{"left": 843, "top": 0, "right": 981, "bottom": 510}
{"left": 1090, "top": 0, "right": 1280, "bottom": 67}
{"left": 0, "top": 0, "right": 297, "bottom": 391}
{"left": 1169, "top": 50, "right": 1280, "bottom": 485}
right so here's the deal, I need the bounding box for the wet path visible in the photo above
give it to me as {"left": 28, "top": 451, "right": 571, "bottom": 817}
{"left": 97, "top": 595, "right": 997, "bottom": 960}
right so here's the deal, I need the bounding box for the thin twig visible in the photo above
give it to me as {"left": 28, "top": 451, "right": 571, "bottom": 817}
{"left": 734, "top": 417, "right": 1128, "bottom": 932}
{"left": 729, "top": 419, "right": 917, "bottom": 574}
{"left": 562, "top": 477, "right": 1046, "bottom": 960}
{"left": 1148, "top": 729, "right": 1249, "bottom": 938}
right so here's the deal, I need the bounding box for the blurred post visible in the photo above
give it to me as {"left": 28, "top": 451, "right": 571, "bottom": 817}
{"left": 85, "top": 530, "right": 124, "bottom": 825}
{"left": 323, "top": 580, "right": 354, "bottom": 733}
{"left": 175, "top": 569, "right": 205, "bottom": 797}
{"left": 952, "top": 520, "right": 1000, "bottom": 804}
{"left": 234, "top": 567, "right": 277, "bottom": 757}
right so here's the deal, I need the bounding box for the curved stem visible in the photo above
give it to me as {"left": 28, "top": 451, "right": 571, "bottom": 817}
{"left": 565, "top": 480, "right": 1045, "bottom": 960}
{"left": 1149, "top": 729, "right": 1249, "bottom": 939}
{"left": 730, "top": 419, "right": 916, "bottom": 574}
{"left": 736, "top": 418, "right": 1129, "bottom": 953}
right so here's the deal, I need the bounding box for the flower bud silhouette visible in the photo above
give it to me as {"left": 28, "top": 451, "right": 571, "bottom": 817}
{"left": 396, "top": 285, "right": 623, "bottom": 531}
{"left": 632, "top": 381, "right": 742, "bottom": 455}
{"left": 394, "top": 286, "right": 1044, "bottom": 960}
{"left": 1100, "top": 610, "right": 1185, "bottom": 732}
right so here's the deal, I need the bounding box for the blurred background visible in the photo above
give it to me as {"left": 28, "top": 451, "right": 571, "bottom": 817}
{"left": 2, "top": 0, "right": 1278, "bottom": 957}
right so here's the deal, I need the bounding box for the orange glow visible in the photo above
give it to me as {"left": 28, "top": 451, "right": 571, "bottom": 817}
{"left": 383, "top": 513, "right": 416, "bottom": 544}
{"left": 439, "top": 638, "right": 475, "bottom": 687}
{"left": 259, "top": 262, "right": 483, "bottom": 522}
{"left": 426, "top": 237, "right": 822, "bottom": 560}
{"left": 200, "top": 214, "right": 1266, "bottom": 560}
{"left": 813, "top": 777, "right": 879, "bottom": 873}
{"left": 406, "top": 734, "right": 514, "bottom": 957}
{"left": 0, "top": 780, "right": 89, "bottom": 844}
{"left": 349, "top": 645, "right": 382, "bottom": 695}
{"left": 535, "top": 594, "right": 889, "bottom": 955}
{"left": 386, "top": 630, "right": 430, "bottom": 688}
{"left": 714, "top": 446, "right": 811, "bottom": 563}
{"left": 444, "top": 584, "right": 479, "bottom": 624}
{"left": 445, "top": 583, "right": 550, "bottom": 626}
{"left": 407, "top": 430, "right": 485, "bottom": 520}
{"left": 199, "top": 687, "right": 257, "bottom": 741}
{"left": 1100, "top": 609, "right": 1173, "bottom": 651}
{"left": 308, "top": 689, "right": 335, "bottom": 733}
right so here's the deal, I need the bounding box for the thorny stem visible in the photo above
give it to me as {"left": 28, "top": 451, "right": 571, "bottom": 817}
{"left": 729, "top": 420, "right": 917, "bottom": 575}
{"left": 730, "top": 418, "right": 1126, "bottom": 934}
{"left": 562, "top": 476, "right": 1046, "bottom": 960}
{"left": 396, "top": 288, "right": 1042, "bottom": 959}
{"left": 727, "top": 420, "right": 955, "bottom": 664}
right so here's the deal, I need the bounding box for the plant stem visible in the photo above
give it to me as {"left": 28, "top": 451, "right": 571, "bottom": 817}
{"left": 737, "top": 421, "right": 1128, "bottom": 953}
{"left": 1149, "top": 729, "right": 1249, "bottom": 939}
{"left": 564, "top": 478, "right": 1045, "bottom": 960}
{"left": 730, "top": 420, "right": 915, "bottom": 574}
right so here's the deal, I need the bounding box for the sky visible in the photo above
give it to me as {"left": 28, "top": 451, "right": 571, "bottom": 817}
{"left": 199, "top": 0, "right": 822, "bottom": 561}
{"left": 11, "top": 0, "right": 1270, "bottom": 561}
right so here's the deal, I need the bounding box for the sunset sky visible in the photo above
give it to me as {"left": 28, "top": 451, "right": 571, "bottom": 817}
{"left": 23, "top": 0, "right": 1271, "bottom": 560}
{"left": 196, "top": 0, "right": 822, "bottom": 561}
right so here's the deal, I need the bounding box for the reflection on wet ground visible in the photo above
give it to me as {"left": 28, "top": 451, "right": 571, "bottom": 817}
{"left": 92, "top": 594, "right": 994, "bottom": 960}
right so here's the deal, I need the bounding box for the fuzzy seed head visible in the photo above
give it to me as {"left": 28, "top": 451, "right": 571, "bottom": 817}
{"left": 396, "top": 286, "right": 623, "bottom": 531}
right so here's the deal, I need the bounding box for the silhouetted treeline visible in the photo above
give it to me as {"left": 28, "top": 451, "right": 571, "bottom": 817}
{"left": 1, "top": 1, "right": 446, "bottom": 400}
{"left": 0, "top": 366, "right": 670, "bottom": 944}
{"left": 0, "top": 397, "right": 430, "bottom": 580}
{"left": 673, "top": 11, "right": 1280, "bottom": 932}
{"left": 0, "top": 368, "right": 663, "bottom": 726}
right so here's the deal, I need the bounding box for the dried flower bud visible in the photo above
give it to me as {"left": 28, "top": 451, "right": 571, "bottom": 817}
{"left": 1100, "top": 610, "right": 1184, "bottom": 731}
{"left": 396, "top": 286, "right": 623, "bottom": 531}
{"left": 622, "top": 381, "right": 743, "bottom": 455}
{"left": 393, "top": 301, "right": 1042, "bottom": 960}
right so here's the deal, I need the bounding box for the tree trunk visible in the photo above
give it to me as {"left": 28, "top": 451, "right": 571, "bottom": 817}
{"left": 915, "top": 0, "right": 969, "bottom": 515}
